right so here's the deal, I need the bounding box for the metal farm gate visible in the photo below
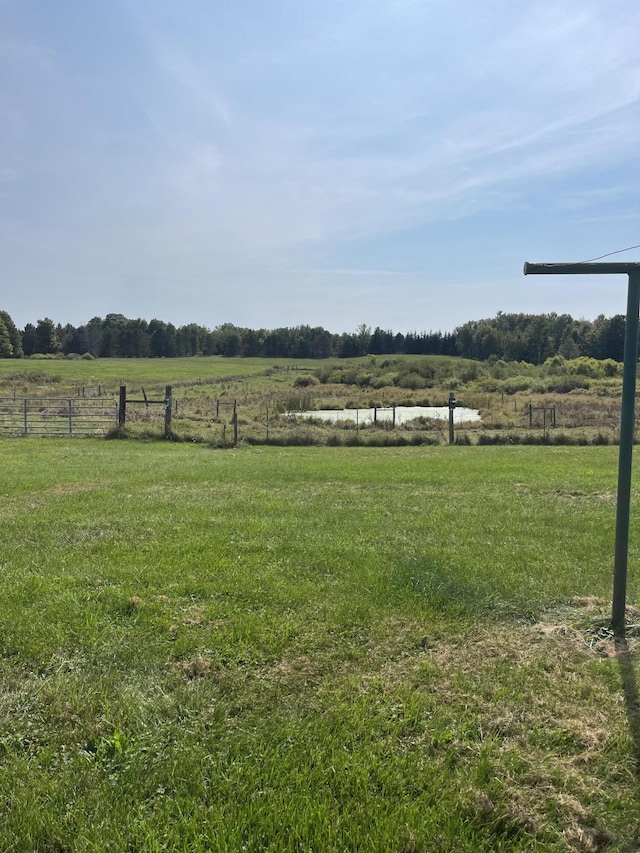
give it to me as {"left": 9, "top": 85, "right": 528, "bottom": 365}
{"left": 0, "top": 397, "right": 118, "bottom": 436}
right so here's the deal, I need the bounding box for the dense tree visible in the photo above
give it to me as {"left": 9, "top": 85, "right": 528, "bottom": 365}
{"left": 0, "top": 318, "right": 13, "bottom": 358}
{"left": 148, "top": 319, "right": 177, "bottom": 357}
{"left": 309, "top": 327, "right": 333, "bottom": 359}
{"left": 34, "top": 318, "right": 61, "bottom": 354}
{"left": 22, "top": 323, "right": 36, "bottom": 356}
{"left": 0, "top": 311, "right": 23, "bottom": 357}
{"left": 83, "top": 317, "right": 105, "bottom": 356}
{"left": 238, "top": 328, "right": 262, "bottom": 358}
{"left": 369, "top": 327, "right": 394, "bottom": 355}
{"left": 10, "top": 307, "right": 634, "bottom": 363}
{"left": 175, "top": 323, "right": 208, "bottom": 357}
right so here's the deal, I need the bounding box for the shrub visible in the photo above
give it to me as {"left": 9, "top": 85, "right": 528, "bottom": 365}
{"left": 371, "top": 373, "right": 397, "bottom": 389}
{"left": 454, "top": 433, "right": 472, "bottom": 445}
{"left": 602, "top": 359, "right": 621, "bottom": 377}
{"left": 458, "top": 363, "right": 483, "bottom": 383}
{"left": 593, "top": 432, "right": 612, "bottom": 445}
{"left": 356, "top": 373, "right": 373, "bottom": 388}
{"left": 293, "top": 374, "right": 319, "bottom": 388}
{"left": 491, "top": 360, "right": 509, "bottom": 379}
{"left": 543, "top": 377, "right": 590, "bottom": 393}
{"left": 567, "top": 357, "right": 601, "bottom": 378}
{"left": 477, "top": 433, "right": 520, "bottom": 445}
{"left": 396, "top": 372, "right": 425, "bottom": 390}
{"left": 543, "top": 355, "right": 566, "bottom": 375}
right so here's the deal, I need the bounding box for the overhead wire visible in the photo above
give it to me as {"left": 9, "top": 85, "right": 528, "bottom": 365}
{"left": 577, "top": 243, "right": 640, "bottom": 263}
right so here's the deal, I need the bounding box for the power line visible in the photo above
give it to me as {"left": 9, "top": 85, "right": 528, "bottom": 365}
{"left": 577, "top": 243, "right": 640, "bottom": 263}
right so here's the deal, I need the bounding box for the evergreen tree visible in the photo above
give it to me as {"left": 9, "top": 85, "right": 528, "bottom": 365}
{"left": 34, "top": 318, "right": 61, "bottom": 354}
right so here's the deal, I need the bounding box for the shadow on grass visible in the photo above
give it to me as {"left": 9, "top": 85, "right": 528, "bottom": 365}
{"left": 614, "top": 633, "right": 640, "bottom": 776}
{"left": 391, "top": 558, "right": 542, "bottom": 622}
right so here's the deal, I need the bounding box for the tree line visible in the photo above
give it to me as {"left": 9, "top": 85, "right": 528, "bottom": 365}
{"left": 0, "top": 310, "right": 627, "bottom": 363}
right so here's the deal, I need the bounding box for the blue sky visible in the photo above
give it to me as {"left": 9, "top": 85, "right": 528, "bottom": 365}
{"left": 2, "top": 1, "right": 640, "bottom": 334}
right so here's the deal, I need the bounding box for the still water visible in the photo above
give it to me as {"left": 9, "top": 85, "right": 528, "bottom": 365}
{"left": 288, "top": 406, "right": 481, "bottom": 425}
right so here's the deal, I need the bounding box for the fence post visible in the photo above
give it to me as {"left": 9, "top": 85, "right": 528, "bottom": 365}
{"left": 23, "top": 398, "right": 28, "bottom": 435}
{"left": 68, "top": 399, "right": 73, "bottom": 435}
{"left": 119, "top": 386, "right": 127, "bottom": 427}
{"left": 164, "top": 386, "right": 172, "bottom": 438}
{"left": 448, "top": 392, "right": 456, "bottom": 445}
{"left": 233, "top": 399, "right": 238, "bottom": 446}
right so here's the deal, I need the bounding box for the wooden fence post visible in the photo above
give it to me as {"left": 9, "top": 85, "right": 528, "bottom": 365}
{"left": 119, "top": 386, "right": 126, "bottom": 427}
{"left": 164, "top": 386, "right": 172, "bottom": 438}
{"left": 233, "top": 399, "right": 238, "bottom": 446}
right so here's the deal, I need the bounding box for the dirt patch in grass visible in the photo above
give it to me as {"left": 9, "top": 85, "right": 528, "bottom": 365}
{"left": 179, "top": 603, "right": 208, "bottom": 626}
{"left": 180, "top": 655, "right": 212, "bottom": 679}
{"left": 553, "top": 489, "right": 616, "bottom": 502}
{"left": 532, "top": 596, "right": 640, "bottom": 658}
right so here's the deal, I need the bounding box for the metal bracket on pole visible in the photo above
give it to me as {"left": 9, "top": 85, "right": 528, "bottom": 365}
{"left": 524, "top": 261, "right": 640, "bottom": 631}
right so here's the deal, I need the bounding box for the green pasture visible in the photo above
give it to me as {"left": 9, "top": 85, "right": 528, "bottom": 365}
{"left": 0, "top": 356, "right": 307, "bottom": 391}
{"left": 1, "top": 441, "right": 639, "bottom": 851}
{"left": 0, "top": 353, "right": 474, "bottom": 395}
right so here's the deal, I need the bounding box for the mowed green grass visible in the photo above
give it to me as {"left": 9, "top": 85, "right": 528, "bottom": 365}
{"left": 1, "top": 441, "right": 639, "bottom": 851}
{"left": 0, "top": 356, "right": 305, "bottom": 390}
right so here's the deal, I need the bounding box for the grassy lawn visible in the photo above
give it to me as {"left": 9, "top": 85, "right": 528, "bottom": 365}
{"left": 1, "top": 441, "right": 639, "bottom": 851}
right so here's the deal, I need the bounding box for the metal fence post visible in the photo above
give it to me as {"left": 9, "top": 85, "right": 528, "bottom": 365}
{"left": 612, "top": 272, "right": 640, "bottom": 629}
{"left": 448, "top": 392, "right": 456, "bottom": 445}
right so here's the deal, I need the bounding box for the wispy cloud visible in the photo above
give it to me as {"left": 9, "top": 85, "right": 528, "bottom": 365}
{"left": 3, "top": 0, "right": 640, "bottom": 330}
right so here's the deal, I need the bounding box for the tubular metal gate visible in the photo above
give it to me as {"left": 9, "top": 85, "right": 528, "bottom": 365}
{"left": 0, "top": 397, "right": 118, "bottom": 436}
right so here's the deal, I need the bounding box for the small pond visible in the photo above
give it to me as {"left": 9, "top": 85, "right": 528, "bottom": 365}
{"left": 287, "top": 406, "right": 481, "bottom": 425}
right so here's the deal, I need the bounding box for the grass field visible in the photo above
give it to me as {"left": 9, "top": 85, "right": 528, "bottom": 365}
{"left": 0, "top": 355, "right": 302, "bottom": 387}
{"left": 1, "top": 440, "right": 639, "bottom": 851}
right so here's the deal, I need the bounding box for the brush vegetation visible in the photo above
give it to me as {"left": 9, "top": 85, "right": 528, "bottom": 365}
{"left": 1, "top": 439, "right": 639, "bottom": 850}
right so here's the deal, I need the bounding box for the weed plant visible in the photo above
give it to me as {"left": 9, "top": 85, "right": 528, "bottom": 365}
{"left": 1, "top": 441, "right": 639, "bottom": 850}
